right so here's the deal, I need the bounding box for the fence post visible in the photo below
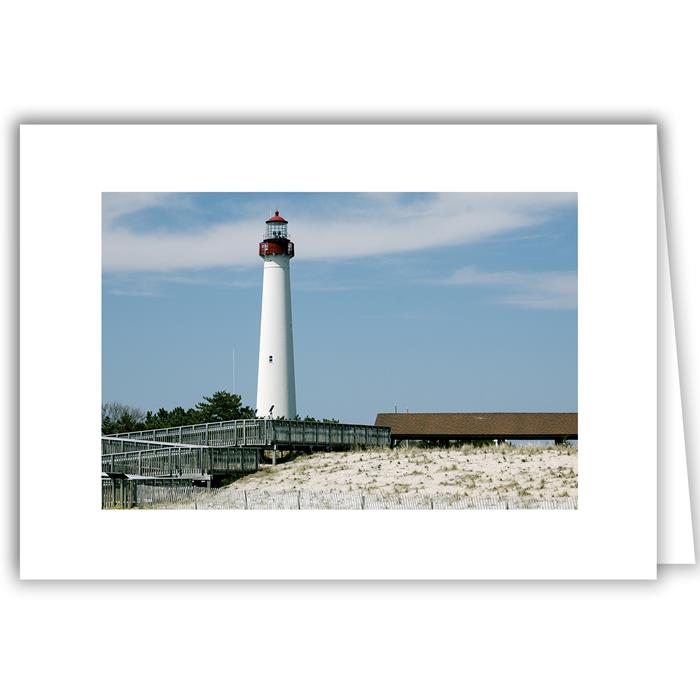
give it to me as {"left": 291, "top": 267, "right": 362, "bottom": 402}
{"left": 244, "top": 490, "right": 248, "bottom": 510}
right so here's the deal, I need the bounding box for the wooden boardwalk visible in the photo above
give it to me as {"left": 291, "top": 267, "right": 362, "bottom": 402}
{"left": 109, "top": 418, "right": 391, "bottom": 450}
{"left": 102, "top": 420, "right": 390, "bottom": 499}
{"left": 101, "top": 438, "right": 259, "bottom": 479}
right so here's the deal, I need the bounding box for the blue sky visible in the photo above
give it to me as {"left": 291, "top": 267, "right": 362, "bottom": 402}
{"left": 102, "top": 192, "right": 577, "bottom": 424}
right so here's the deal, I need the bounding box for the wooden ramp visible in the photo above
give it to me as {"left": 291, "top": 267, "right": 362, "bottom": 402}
{"left": 109, "top": 418, "right": 391, "bottom": 450}
{"left": 101, "top": 437, "right": 259, "bottom": 479}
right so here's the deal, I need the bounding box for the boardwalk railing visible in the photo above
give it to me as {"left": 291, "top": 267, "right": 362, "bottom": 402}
{"left": 101, "top": 442, "right": 259, "bottom": 478}
{"left": 108, "top": 419, "right": 391, "bottom": 449}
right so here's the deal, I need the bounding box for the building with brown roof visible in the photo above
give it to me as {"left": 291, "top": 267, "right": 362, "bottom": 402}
{"left": 374, "top": 412, "right": 577, "bottom": 444}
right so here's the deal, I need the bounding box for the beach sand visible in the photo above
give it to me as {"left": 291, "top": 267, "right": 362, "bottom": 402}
{"left": 222, "top": 443, "right": 578, "bottom": 500}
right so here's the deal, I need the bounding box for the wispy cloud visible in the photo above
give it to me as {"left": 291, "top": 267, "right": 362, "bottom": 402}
{"left": 102, "top": 192, "right": 576, "bottom": 273}
{"left": 442, "top": 265, "right": 577, "bottom": 310}
{"left": 102, "top": 193, "right": 190, "bottom": 225}
{"left": 103, "top": 275, "right": 164, "bottom": 297}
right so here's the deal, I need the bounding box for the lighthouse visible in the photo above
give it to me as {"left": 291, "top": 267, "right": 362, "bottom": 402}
{"left": 256, "top": 210, "right": 297, "bottom": 419}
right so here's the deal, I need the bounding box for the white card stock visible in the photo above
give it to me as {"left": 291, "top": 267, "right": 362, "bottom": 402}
{"left": 19, "top": 124, "right": 688, "bottom": 578}
{"left": 658, "top": 159, "right": 694, "bottom": 565}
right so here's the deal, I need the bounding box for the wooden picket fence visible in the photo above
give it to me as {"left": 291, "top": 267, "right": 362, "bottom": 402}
{"left": 102, "top": 481, "right": 577, "bottom": 510}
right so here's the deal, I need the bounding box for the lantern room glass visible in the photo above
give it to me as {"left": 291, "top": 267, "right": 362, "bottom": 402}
{"left": 265, "top": 222, "right": 288, "bottom": 240}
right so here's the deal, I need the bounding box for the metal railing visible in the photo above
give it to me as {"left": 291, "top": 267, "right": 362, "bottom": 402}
{"left": 108, "top": 419, "right": 391, "bottom": 449}
{"left": 101, "top": 442, "right": 259, "bottom": 478}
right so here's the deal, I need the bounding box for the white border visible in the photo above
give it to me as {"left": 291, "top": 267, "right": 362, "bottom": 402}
{"left": 20, "top": 125, "right": 657, "bottom": 579}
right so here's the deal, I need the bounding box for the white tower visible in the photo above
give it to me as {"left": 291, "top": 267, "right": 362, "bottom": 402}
{"left": 256, "top": 210, "right": 297, "bottom": 419}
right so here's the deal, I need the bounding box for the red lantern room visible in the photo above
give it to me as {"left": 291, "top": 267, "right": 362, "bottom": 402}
{"left": 260, "top": 210, "right": 295, "bottom": 258}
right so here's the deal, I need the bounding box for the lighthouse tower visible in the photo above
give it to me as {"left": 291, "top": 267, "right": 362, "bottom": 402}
{"left": 256, "top": 210, "right": 297, "bottom": 419}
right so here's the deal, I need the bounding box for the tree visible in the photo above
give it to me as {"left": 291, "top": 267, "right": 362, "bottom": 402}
{"left": 101, "top": 402, "right": 147, "bottom": 434}
{"left": 102, "top": 401, "right": 146, "bottom": 425}
{"left": 194, "top": 391, "right": 256, "bottom": 423}
{"left": 101, "top": 414, "right": 114, "bottom": 435}
{"left": 297, "top": 415, "right": 340, "bottom": 424}
{"left": 159, "top": 406, "right": 201, "bottom": 427}
{"left": 102, "top": 391, "right": 257, "bottom": 434}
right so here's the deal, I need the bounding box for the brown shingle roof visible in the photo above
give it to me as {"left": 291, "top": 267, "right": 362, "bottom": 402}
{"left": 374, "top": 413, "right": 577, "bottom": 440}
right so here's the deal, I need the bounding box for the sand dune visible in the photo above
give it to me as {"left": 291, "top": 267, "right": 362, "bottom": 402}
{"left": 223, "top": 443, "right": 578, "bottom": 500}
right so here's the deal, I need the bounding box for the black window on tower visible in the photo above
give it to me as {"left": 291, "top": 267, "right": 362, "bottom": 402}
{"left": 268, "top": 355, "right": 273, "bottom": 363}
